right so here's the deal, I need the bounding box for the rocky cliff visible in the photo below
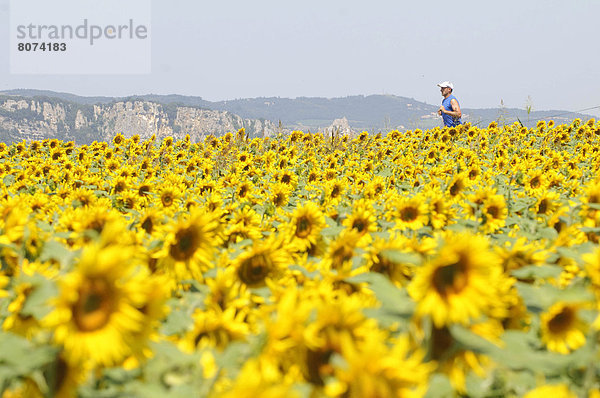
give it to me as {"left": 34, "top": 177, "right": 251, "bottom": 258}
{"left": 0, "top": 96, "right": 281, "bottom": 144}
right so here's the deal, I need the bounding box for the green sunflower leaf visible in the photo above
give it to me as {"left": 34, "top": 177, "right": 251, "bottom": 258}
{"left": 379, "top": 249, "right": 421, "bottom": 265}
{"left": 510, "top": 265, "right": 562, "bottom": 280}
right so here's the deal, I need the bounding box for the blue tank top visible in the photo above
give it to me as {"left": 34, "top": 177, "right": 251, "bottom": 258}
{"left": 442, "top": 95, "right": 461, "bottom": 127}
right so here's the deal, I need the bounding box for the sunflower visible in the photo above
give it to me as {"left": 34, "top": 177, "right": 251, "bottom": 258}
{"left": 277, "top": 169, "right": 299, "bottom": 188}
{"left": 540, "top": 302, "right": 587, "bottom": 354}
{"left": 127, "top": 276, "right": 169, "bottom": 359}
{"left": 292, "top": 286, "right": 367, "bottom": 357}
{"left": 139, "top": 208, "right": 164, "bottom": 235}
{"left": 2, "top": 280, "right": 43, "bottom": 338}
{"left": 324, "top": 179, "right": 346, "bottom": 205}
{"left": 480, "top": 193, "right": 507, "bottom": 233}
{"left": 321, "top": 229, "right": 364, "bottom": 276}
{"left": 307, "top": 169, "right": 320, "bottom": 184}
{"left": 116, "top": 191, "right": 139, "bottom": 212}
{"left": 136, "top": 180, "right": 154, "bottom": 199}
{"left": 365, "top": 235, "right": 416, "bottom": 287}
{"left": 463, "top": 187, "right": 496, "bottom": 220}
{"left": 44, "top": 352, "right": 88, "bottom": 398}
{"left": 44, "top": 243, "right": 148, "bottom": 367}
{"left": 235, "top": 180, "right": 254, "bottom": 201}
{"left": 269, "top": 182, "right": 291, "bottom": 207}
{"left": 426, "top": 320, "right": 501, "bottom": 393}
{"left": 284, "top": 201, "right": 326, "bottom": 252}
{"left": 583, "top": 180, "right": 600, "bottom": 214}
{"left": 330, "top": 334, "right": 433, "bottom": 398}
{"left": 68, "top": 188, "right": 97, "bottom": 208}
{"left": 105, "top": 158, "right": 120, "bottom": 173}
{"left": 111, "top": 176, "right": 129, "bottom": 194}
{"left": 159, "top": 209, "right": 221, "bottom": 283}
{"left": 231, "top": 205, "right": 261, "bottom": 226}
{"left": 182, "top": 306, "right": 250, "bottom": 351}
{"left": 203, "top": 266, "right": 252, "bottom": 312}
{"left": 391, "top": 195, "right": 429, "bottom": 230}
{"left": 362, "top": 176, "right": 386, "bottom": 200}
{"left": 446, "top": 172, "right": 469, "bottom": 200}
{"left": 408, "top": 232, "right": 505, "bottom": 327}
{"left": 225, "top": 222, "right": 263, "bottom": 245}
{"left": 427, "top": 190, "right": 455, "bottom": 230}
{"left": 341, "top": 201, "right": 377, "bottom": 243}
{"left": 496, "top": 237, "right": 547, "bottom": 273}
{"left": 203, "top": 191, "right": 224, "bottom": 214}
{"left": 217, "top": 358, "right": 299, "bottom": 398}
{"left": 234, "top": 236, "right": 289, "bottom": 288}
{"left": 157, "top": 185, "right": 181, "bottom": 209}
{"left": 524, "top": 169, "right": 546, "bottom": 194}
{"left": 58, "top": 205, "right": 124, "bottom": 247}
{"left": 533, "top": 190, "right": 560, "bottom": 217}
{"left": 466, "top": 163, "right": 482, "bottom": 182}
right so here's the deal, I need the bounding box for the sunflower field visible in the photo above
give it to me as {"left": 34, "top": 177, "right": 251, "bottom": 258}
{"left": 1, "top": 119, "right": 600, "bottom": 397}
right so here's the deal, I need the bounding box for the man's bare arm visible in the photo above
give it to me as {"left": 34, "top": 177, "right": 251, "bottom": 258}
{"left": 443, "top": 98, "right": 461, "bottom": 118}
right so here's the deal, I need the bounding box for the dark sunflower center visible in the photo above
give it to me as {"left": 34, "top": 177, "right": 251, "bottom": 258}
{"left": 141, "top": 217, "right": 154, "bottom": 234}
{"left": 124, "top": 198, "right": 135, "bottom": 209}
{"left": 332, "top": 245, "right": 354, "bottom": 268}
{"left": 170, "top": 226, "right": 199, "bottom": 261}
{"left": 296, "top": 216, "right": 312, "bottom": 238}
{"left": 273, "top": 193, "right": 286, "bottom": 206}
{"left": 400, "top": 206, "right": 418, "bottom": 222}
{"left": 73, "top": 278, "right": 114, "bottom": 332}
{"left": 548, "top": 307, "right": 575, "bottom": 334}
{"left": 530, "top": 177, "right": 541, "bottom": 189}
{"left": 432, "top": 260, "right": 468, "bottom": 296}
{"left": 372, "top": 255, "right": 393, "bottom": 275}
{"left": 554, "top": 221, "right": 565, "bottom": 234}
{"left": 538, "top": 199, "right": 548, "bottom": 214}
{"left": 449, "top": 181, "right": 462, "bottom": 196}
{"left": 331, "top": 186, "right": 340, "bottom": 198}
{"left": 138, "top": 185, "right": 150, "bottom": 196}
{"left": 352, "top": 219, "right": 366, "bottom": 233}
{"left": 238, "top": 253, "right": 271, "bottom": 287}
{"left": 162, "top": 193, "right": 173, "bottom": 206}
{"left": 84, "top": 294, "right": 101, "bottom": 313}
{"left": 486, "top": 205, "right": 499, "bottom": 219}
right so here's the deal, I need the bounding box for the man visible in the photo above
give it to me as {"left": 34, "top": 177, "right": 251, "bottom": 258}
{"left": 437, "top": 81, "right": 462, "bottom": 127}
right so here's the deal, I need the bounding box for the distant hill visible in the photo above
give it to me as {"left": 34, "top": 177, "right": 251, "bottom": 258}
{"left": 205, "top": 95, "right": 594, "bottom": 130}
{"left": 0, "top": 94, "right": 278, "bottom": 144}
{"left": 0, "top": 89, "right": 595, "bottom": 143}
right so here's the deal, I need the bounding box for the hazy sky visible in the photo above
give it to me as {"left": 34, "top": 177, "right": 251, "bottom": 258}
{"left": 1, "top": 0, "right": 599, "bottom": 116}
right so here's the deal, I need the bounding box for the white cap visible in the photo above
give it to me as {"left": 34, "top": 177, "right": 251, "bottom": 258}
{"left": 437, "top": 81, "right": 454, "bottom": 89}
